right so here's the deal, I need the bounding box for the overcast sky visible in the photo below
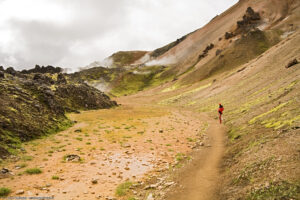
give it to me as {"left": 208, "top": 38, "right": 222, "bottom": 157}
{"left": 0, "top": 0, "right": 238, "bottom": 70}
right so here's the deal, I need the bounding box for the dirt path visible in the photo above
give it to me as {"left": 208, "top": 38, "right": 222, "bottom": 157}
{"left": 165, "top": 113, "right": 225, "bottom": 200}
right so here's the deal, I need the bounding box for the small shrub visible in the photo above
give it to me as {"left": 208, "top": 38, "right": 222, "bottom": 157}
{"left": 0, "top": 187, "right": 11, "bottom": 197}
{"left": 21, "top": 155, "right": 33, "bottom": 161}
{"left": 16, "top": 163, "right": 27, "bottom": 169}
{"left": 175, "top": 153, "right": 185, "bottom": 161}
{"left": 116, "top": 181, "right": 133, "bottom": 196}
{"left": 52, "top": 175, "right": 59, "bottom": 180}
{"left": 25, "top": 168, "right": 42, "bottom": 174}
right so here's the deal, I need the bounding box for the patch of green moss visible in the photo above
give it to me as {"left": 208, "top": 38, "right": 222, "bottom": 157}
{"left": 46, "top": 118, "right": 73, "bottom": 135}
{"left": 111, "top": 65, "right": 172, "bottom": 96}
{"left": 246, "top": 181, "right": 300, "bottom": 200}
{"left": 160, "top": 83, "right": 211, "bottom": 105}
{"left": 115, "top": 181, "right": 133, "bottom": 196}
{"left": 262, "top": 115, "right": 300, "bottom": 130}
{"left": 249, "top": 101, "right": 291, "bottom": 124}
{"left": 0, "top": 187, "right": 11, "bottom": 197}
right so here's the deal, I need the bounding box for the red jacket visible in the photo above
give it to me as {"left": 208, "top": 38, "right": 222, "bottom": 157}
{"left": 218, "top": 107, "right": 224, "bottom": 113}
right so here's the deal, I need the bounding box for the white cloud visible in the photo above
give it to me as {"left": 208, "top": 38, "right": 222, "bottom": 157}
{"left": 0, "top": 0, "right": 238, "bottom": 70}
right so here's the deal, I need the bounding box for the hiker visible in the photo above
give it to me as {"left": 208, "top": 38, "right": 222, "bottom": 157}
{"left": 218, "top": 103, "right": 224, "bottom": 124}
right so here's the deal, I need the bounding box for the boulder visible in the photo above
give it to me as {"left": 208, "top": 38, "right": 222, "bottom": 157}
{"left": 6, "top": 67, "right": 17, "bottom": 76}
{"left": 57, "top": 73, "right": 67, "bottom": 84}
{"left": 285, "top": 59, "right": 298, "bottom": 68}
{"left": 0, "top": 71, "right": 4, "bottom": 79}
{"left": 225, "top": 32, "right": 235, "bottom": 39}
{"left": 33, "top": 73, "right": 55, "bottom": 85}
{"left": 65, "top": 154, "right": 81, "bottom": 162}
{"left": 237, "top": 7, "right": 261, "bottom": 31}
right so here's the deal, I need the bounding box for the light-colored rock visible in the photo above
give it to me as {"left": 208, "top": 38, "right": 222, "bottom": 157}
{"left": 15, "top": 190, "right": 24, "bottom": 195}
{"left": 146, "top": 193, "right": 154, "bottom": 200}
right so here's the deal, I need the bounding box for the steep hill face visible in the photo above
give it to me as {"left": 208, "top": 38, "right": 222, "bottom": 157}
{"left": 0, "top": 67, "right": 117, "bottom": 158}
{"left": 141, "top": 0, "right": 299, "bottom": 77}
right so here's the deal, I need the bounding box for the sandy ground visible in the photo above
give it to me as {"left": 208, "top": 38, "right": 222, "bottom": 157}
{"left": 0, "top": 101, "right": 224, "bottom": 200}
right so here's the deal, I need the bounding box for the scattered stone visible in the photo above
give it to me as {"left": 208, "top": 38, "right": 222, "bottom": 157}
{"left": 90, "top": 161, "right": 97, "bottom": 165}
{"left": 91, "top": 179, "right": 98, "bottom": 184}
{"left": 0, "top": 71, "right": 4, "bottom": 79}
{"left": 225, "top": 32, "right": 235, "bottom": 39}
{"left": 144, "top": 183, "right": 159, "bottom": 190}
{"left": 5, "top": 67, "right": 17, "bottom": 76}
{"left": 74, "top": 129, "right": 82, "bottom": 133}
{"left": 1, "top": 168, "right": 10, "bottom": 174}
{"left": 65, "top": 154, "right": 81, "bottom": 162}
{"left": 146, "top": 193, "right": 154, "bottom": 200}
{"left": 122, "top": 143, "right": 131, "bottom": 148}
{"left": 198, "top": 43, "right": 214, "bottom": 60}
{"left": 159, "top": 129, "right": 164, "bottom": 133}
{"left": 285, "top": 59, "right": 298, "bottom": 68}
{"left": 57, "top": 73, "right": 67, "bottom": 84}
{"left": 106, "top": 197, "right": 116, "bottom": 200}
{"left": 15, "top": 190, "right": 25, "bottom": 195}
{"left": 164, "top": 181, "right": 175, "bottom": 187}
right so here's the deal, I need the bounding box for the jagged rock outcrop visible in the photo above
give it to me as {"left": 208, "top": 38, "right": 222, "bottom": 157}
{"left": 225, "top": 32, "right": 235, "bottom": 40}
{"left": 21, "top": 65, "right": 62, "bottom": 74}
{"left": 0, "top": 71, "right": 4, "bottom": 79}
{"left": 236, "top": 7, "right": 261, "bottom": 33}
{"left": 5, "top": 67, "right": 17, "bottom": 76}
{"left": 198, "top": 43, "right": 215, "bottom": 61}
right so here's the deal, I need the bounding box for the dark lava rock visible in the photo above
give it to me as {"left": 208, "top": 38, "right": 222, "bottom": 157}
{"left": 237, "top": 7, "right": 261, "bottom": 32}
{"left": 225, "top": 32, "right": 235, "bottom": 40}
{"left": 0, "top": 66, "right": 4, "bottom": 71}
{"left": 285, "top": 59, "right": 298, "bottom": 68}
{"left": 22, "top": 65, "right": 62, "bottom": 74}
{"left": 0, "top": 71, "right": 4, "bottom": 79}
{"left": 33, "top": 73, "right": 55, "bottom": 85}
{"left": 6, "top": 67, "right": 17, "bottom": 76}
{"left": 198, "top": 43, "right": 215, "bottom": 60}
{"left": 65, "top": 154, "right": 81, "bottom": 162}
{"left": 57, "top": 73, "right": 67, "bottom": 84}
{"left": 1, "top": 168, "right": 10, "bottom": 174}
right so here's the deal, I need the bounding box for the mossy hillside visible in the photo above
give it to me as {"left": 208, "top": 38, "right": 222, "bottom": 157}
{"left": 70, "top": 66, "right": 124, "bottom": 83}
{"left": 180, "top": 30, "right": 281, "bottom": 85}
{"left": 110, "top": 65, "right": 174, "bottom": 96}
{"left": 109, "top": 51, "right": 148, "bottom": 66}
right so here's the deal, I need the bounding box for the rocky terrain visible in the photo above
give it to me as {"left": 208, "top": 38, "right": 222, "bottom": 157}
{"left": 0, "top": 65, "right": 117, "bottom": 158}
{"left": 0, "top": 0, "right": 300, "bottom": 199}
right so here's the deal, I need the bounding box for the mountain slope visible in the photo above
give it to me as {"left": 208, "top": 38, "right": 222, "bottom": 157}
{"left": 0, "top": 67, "right": 117, "bottom": 158}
